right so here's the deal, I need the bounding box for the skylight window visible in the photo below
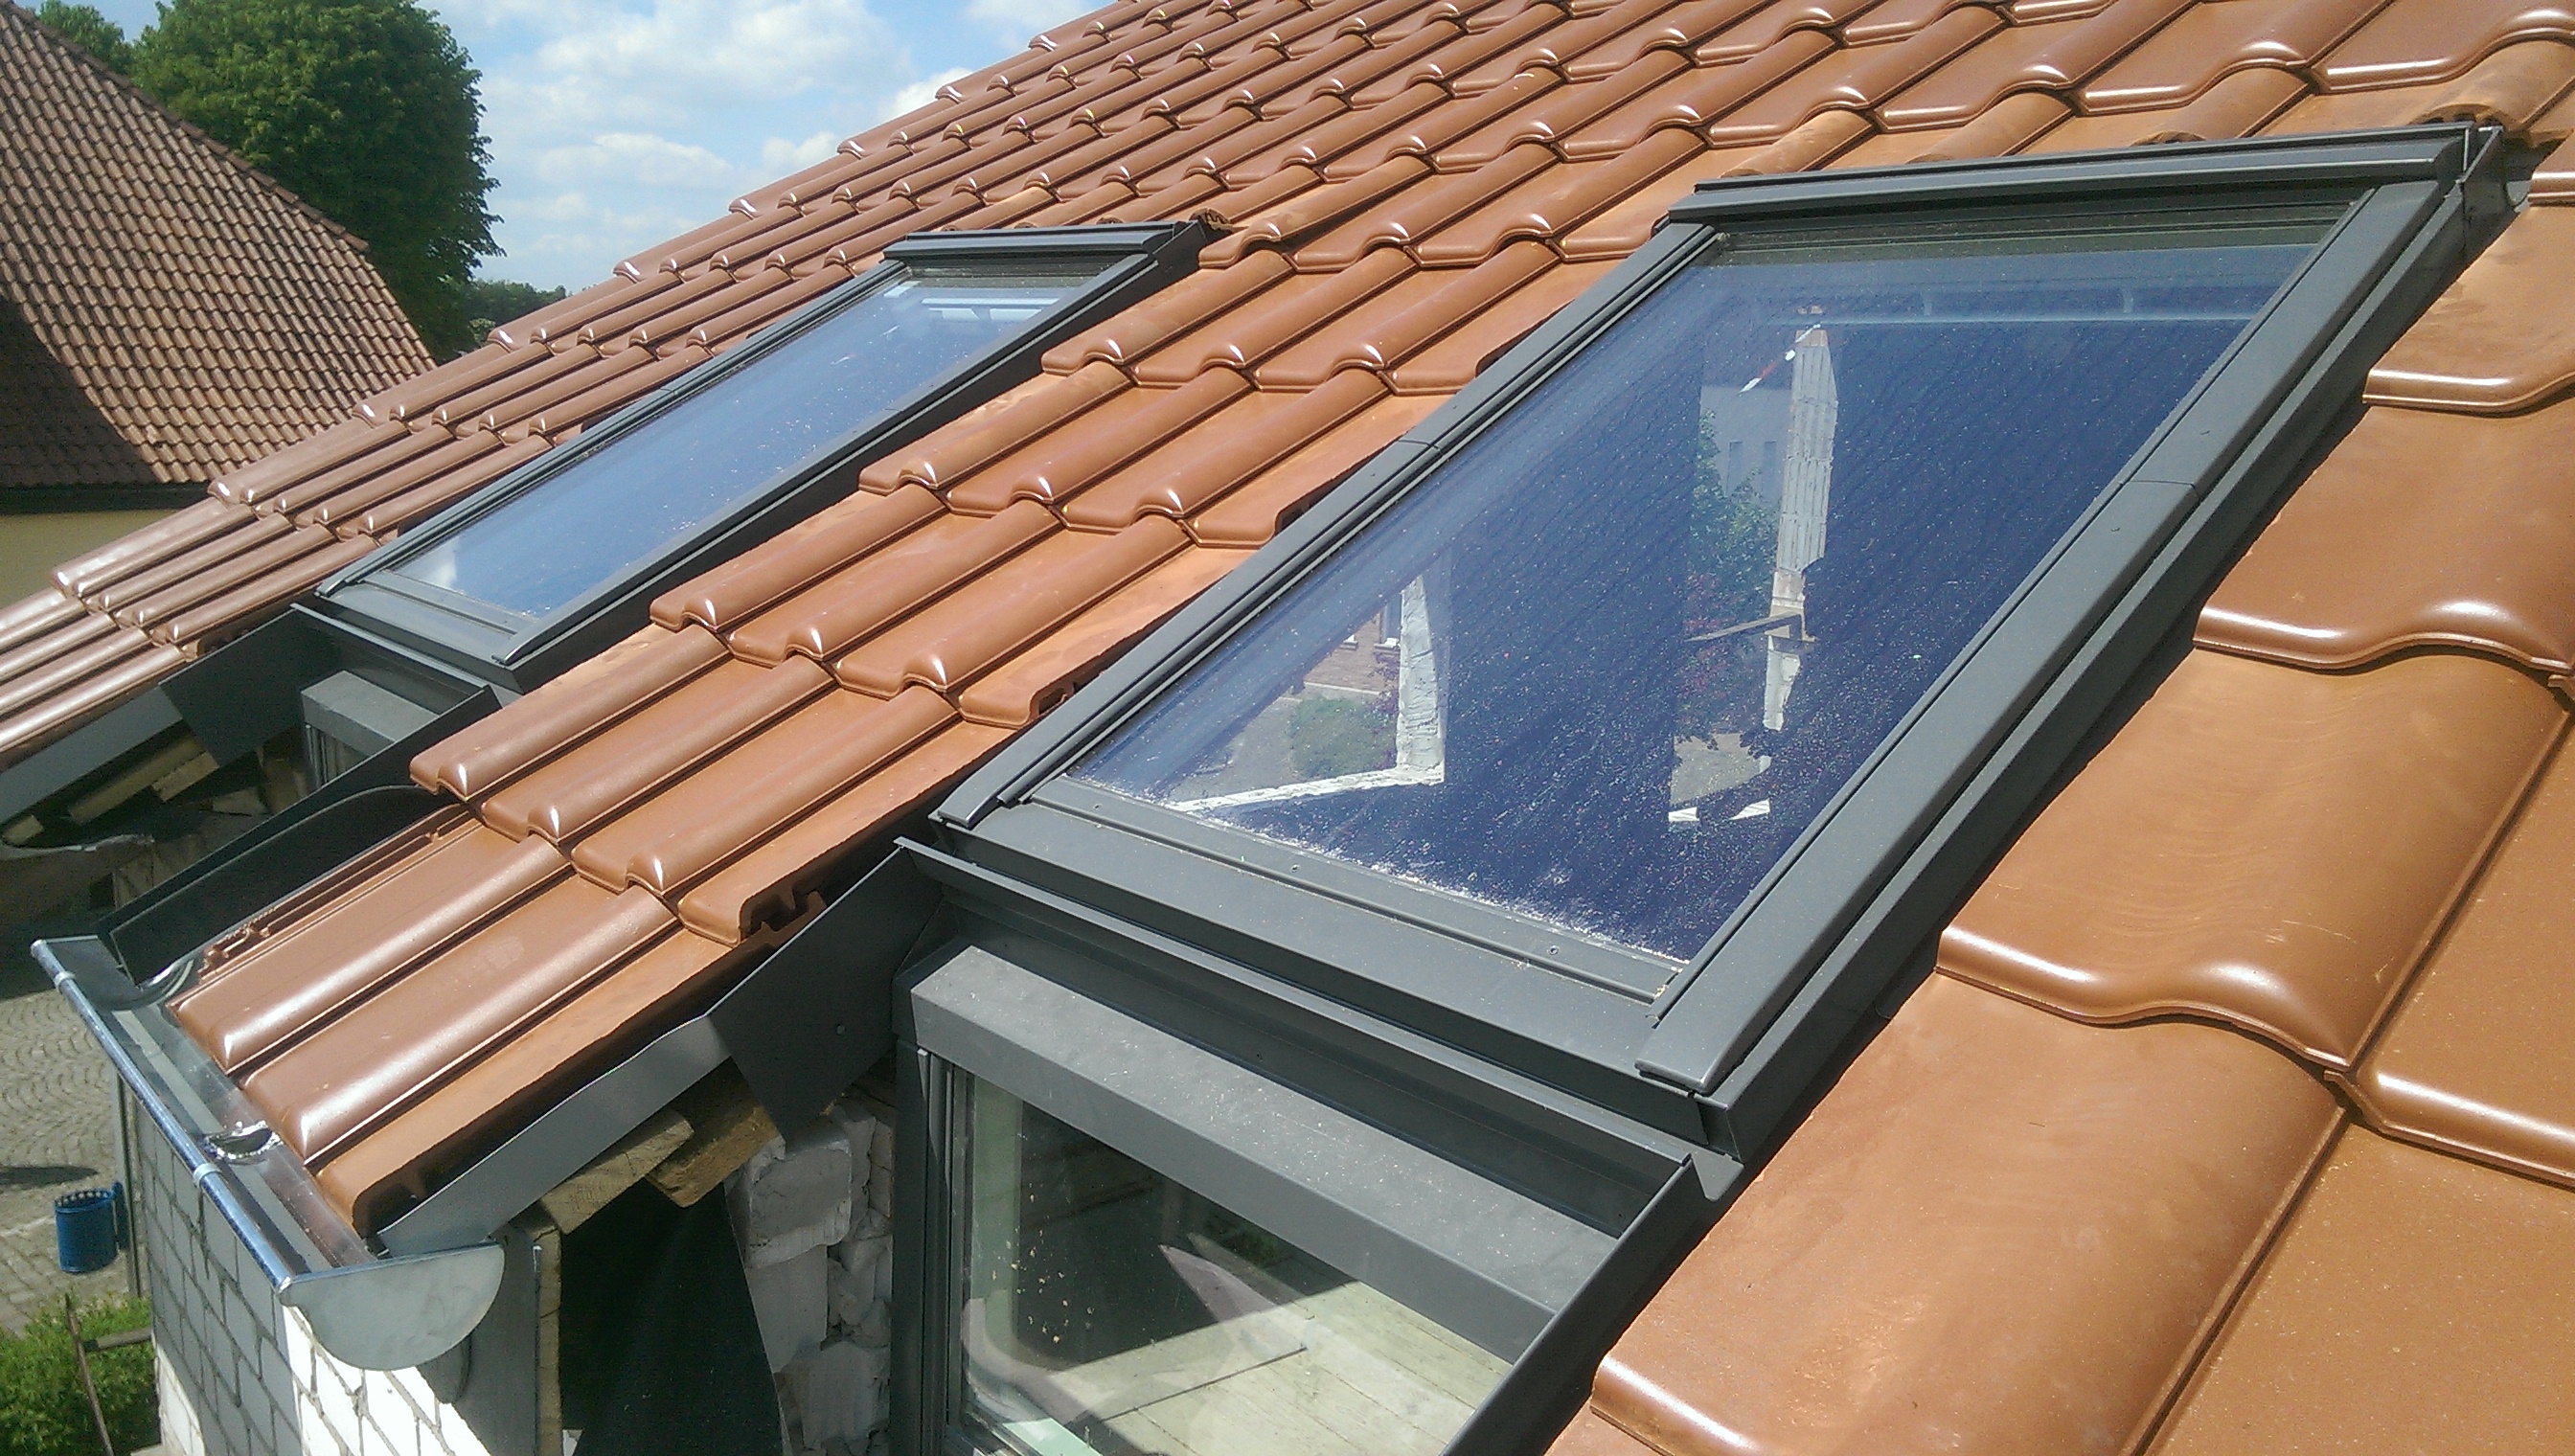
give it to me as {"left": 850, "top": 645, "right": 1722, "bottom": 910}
{"left": 386, "top": 264, "right": 1099, "bottom": 621}
{"left": 319, "top": 223, "right": 1205, "bottom": 685}
{"left": 1073, "top": 208, "right": 2330, "bottom": 959}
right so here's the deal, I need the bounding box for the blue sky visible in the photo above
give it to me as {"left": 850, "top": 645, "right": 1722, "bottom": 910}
{"left": 86, "top": 0, "right": 1083, "bottom": 288}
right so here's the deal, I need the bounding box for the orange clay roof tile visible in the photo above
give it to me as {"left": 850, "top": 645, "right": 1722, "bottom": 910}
{"left": 2198, "top": 401, "right": 2575, "bottom": 675}
{"left": 416, "top": 626, "right": 733, "bottom": 801}
{"left": 2266, "top": 34, "right": 2575, "bottom": 133}
{"left": 1572, "top": 974, "right": 2339, "bottom": 1456}
{"left": 171, "top": 823, "right": 572, "bottom": 1073}
{"left": 2352, "top": 744, "right": 2575, "bottom": 1190}
{"left": 1061, "top": 371, "right": 1389, "bottom": 526}
{"left": 832, "top": 516, "right": 1192, "bottom": 695}
{"left": 1877, "top": 0, "right": 2196, "bottom": 129}
{"left": 1940, "top": 650, "right": 2563, "bottom": 1072}
{"left": 2144, "top": 1129, "right": 2575, "bottom": 1455}
{"left": 564, "top": 686, "right": 956, "bottom": 898}
{"left": 2076, "top": 0, "right": 2387, "bottom": 113}
{"left": 726, "top": 502, "right": 1060, "bottom": 666}
{"left": 2310, "top": 0, "right": 2575, "bottom": 91}
{"left": 1706, "top": 6, "right": 2005, "bottom": 143}
{"left": 2365, "top": 202, "right": 2575, "bottom": 412}
{"left": 480, "top": 657, "right": 835, "bottom": 845}
{"left": 239, "top": 878, "right": 677, "bottom": 1164}
{"left": 311, "top": 925, "right": 753, "bottom": 1232}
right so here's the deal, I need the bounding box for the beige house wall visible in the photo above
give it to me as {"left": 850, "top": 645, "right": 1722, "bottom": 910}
{"left": 0, "top": 509, "right": 174, "bottom": 603}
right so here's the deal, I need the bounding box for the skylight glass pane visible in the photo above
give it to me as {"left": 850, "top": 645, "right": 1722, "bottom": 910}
{"left": 951, "top": 1075, "right": 1507, "bottom": 1456}
{"left": 1073, "top": 207, "right": 2333, "bottom": 961}
{"left": 387, "top": 261, "right": 1104, "bottom": 620}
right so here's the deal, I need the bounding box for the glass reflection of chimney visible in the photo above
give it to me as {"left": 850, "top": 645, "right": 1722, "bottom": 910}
{"left": 1766, "top": 326, "right": 1834, "bottom": 732}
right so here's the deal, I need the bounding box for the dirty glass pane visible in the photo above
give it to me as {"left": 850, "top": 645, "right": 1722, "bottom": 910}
{"left": 1074, "top": 206, "right": 2334, "bottom": 960}
{"left": 951, "top": 1076, "right": 1506, "bottom": 1456}
{"left": 388, "top": 261, "right": 1103, "bottom": 621}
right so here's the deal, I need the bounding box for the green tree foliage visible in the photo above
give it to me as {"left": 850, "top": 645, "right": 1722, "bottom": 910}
{"left": 34, "top": 2, "right": 131, "bottom": 71}
{"left": 131, "top": 0, "right": 498, "bottom": 357}
{"left": 460, "top": 277, "right": 568, "bottom": 344}
{"left": 0, "top": 1297, "right": 155, "bottom": 1456}
{"left": 1288, "top": 695, "right": 1394, "bottom": 779}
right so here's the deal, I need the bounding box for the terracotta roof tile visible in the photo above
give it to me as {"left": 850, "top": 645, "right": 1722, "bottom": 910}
{"left": 2036, "top": 62, "right": 2310, "bottom": 146}
{"left": 418, "top": 626, "right": 732, "bottom": 801}
{"left": 0, "top": 5, "right": 428, "bottom": 497}
{"left": 2366, "top": 202, "right": 2575, "bottom": 412}
{"left": 564, "top": 686, "right": 956, "bottom": 897}
{"left": 727, "top": 503, "right": 1060, "bottom": 665}
{"left": 1877, "top": 0, "right": 2194, "bottom": 129}
{"left": 2266, "top": 34, "right": 2575, "bottom": 133}
{"left": 674, "top": 723, "right": 1019, "bottom": 942}
{"left": 2353, "top": 744, "right": 2575, "bottom": 1189}
{"left": 311, "top": 924, "right": 754, "bottom": 1232}
{"left": 2310, "top": 0, "right": 2575, "bottom": 90}
{"left": 2076, "top": 0, "right": 2386, "bottom": 113}
{"left": 834, "top": 516, "right": 1192, "bottom": 694}
{"left": 481, "top": 658, "right": 835, "bottom": 845}
{"left": 1060, "top": 371, "right": 1388, "bottom": 526}
{"left": 2198, "top": 402, "right": 2575, "bottom": 674}
{"left": 1571, "top": 975, "right": 2337, "bottom": 1456}
{"left": 1941, "top": 650, "right": 2562, "bottom": 1071}
{"left": 240, "top": 878, "right": 676, "bottom": 1164}
{"left": 171, "top": 823, "right": 571, "bottom": 1073}
{"left": 1705, "top": 6, "right": 2004, "bottom": 143}
{"left": 2145, "top": 1129, "right": 2575, "bottom": 1455}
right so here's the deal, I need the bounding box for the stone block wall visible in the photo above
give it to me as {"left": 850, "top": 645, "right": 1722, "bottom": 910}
{"left": 134, "top": 1125, "right": 500, "bottom": 1456}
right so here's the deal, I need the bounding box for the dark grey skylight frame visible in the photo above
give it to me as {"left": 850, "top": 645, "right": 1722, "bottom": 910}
{"left": 866, "top": 126, "right": 2509, "bottom": 1456}
{"left": 323, "top": 222, "right": 1209, "bottom": 690}
{"left": 927, "top": 127, "right": 2506, "bottom": 1166}
{"left": 45, "top": 221, "right": 1207, "bottom": 994}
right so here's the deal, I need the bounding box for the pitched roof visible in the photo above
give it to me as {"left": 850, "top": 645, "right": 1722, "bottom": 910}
{"left": 1554, "top": 104, "right": 2575, "bottom": 1456}
{"left": 128, "top": 0, "right": 2575, "bottom": 1246}
{"left": 0, "top": 2, "right": 431, "bottom": 505}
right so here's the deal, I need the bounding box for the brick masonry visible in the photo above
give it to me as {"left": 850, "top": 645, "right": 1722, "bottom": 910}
{"left": 135, "top": 1122, "right": 498, "bottom": 1456}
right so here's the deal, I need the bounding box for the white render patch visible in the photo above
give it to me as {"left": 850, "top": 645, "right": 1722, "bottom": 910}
{"left": 134, "top": 1123, "right": 495, "bottom": 1456}
{"left": 732, "top": 1090, "right": 898, "bottom": 1455}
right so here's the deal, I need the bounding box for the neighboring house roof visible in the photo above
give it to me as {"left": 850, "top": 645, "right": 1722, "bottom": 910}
{"left": 137, "top": 0, "right": 2575, "bottom": 1242}
{"left": 0, "top": 1, "right": 431, "bottom": 511}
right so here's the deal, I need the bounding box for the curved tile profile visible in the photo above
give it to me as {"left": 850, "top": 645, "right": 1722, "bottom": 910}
{"left": 2355, "top": 742, "right": 2575, "bottom": 1190}
{"left": 2311, "top": 0, "right": 2575, "bottom": 91}
{"left": 2075, "top": 0, "right": 2386, "bottom": 114}
{"left": 1940, "top": 649, "right": 2564, "bottom": 1070}
{"left": 1564, "top": 976, "right": 2339, "bottom": 1456}
{"left": 2365, "top": 198, "right": 2575, "bottom": 414}
{"left": 2147, "top": 1129, "right": 2575, "bottom": 1456}
{"left": 2198, "top": 401, "right": 2575, "bottom": 675}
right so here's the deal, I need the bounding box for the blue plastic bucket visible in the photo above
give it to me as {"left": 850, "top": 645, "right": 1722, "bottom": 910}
{"left": 55, "top": 1185, "right": 121, "bottom": 1275}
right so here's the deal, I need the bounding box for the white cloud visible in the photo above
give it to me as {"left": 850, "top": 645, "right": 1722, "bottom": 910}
{"left": 761, "top": 129, "right": 846, "bottom": 174}
{"left": 964, "top": 0, "right": 1087, "bottom": 47}
{"left": 453, "top": 0, "right": 963, "bottom": 289}
{"left": 884, "top": 67, "right": 973, "bottom": 127}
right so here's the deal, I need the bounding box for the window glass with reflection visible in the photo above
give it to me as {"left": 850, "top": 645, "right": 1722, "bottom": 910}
{"left": 952, "top": 1075, "right": 1505, "bottom": 1456}
{"left": 1074, "top": 206, "right": 2335, "bottom": 960}
{"left": 389, "top": 261, "right": 1104, "bottom": 620}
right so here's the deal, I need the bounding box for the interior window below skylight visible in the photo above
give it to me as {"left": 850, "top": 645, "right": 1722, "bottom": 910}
{"left": 388, "top": 260, "right": 1105, "bottom": 621}
{"left": 1073, "top": 206, "right": 2335, "bottom": 961}
{"left": 952, "top": 1076, "right": 1506, "bottom": 1456}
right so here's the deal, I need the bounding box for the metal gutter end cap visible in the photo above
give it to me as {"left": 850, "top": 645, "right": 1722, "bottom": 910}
{"left": 281, "top": 1241, "right": 507, "bottom": 1370}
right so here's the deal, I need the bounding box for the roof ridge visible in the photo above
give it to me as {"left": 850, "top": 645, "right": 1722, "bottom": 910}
{"left": 3, "top": 0, "right": 376, "bottom": 253}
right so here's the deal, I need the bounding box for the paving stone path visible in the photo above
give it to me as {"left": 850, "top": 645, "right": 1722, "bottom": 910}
{"left": 0, "top": 943, "right": 132, "bottom": 1331}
